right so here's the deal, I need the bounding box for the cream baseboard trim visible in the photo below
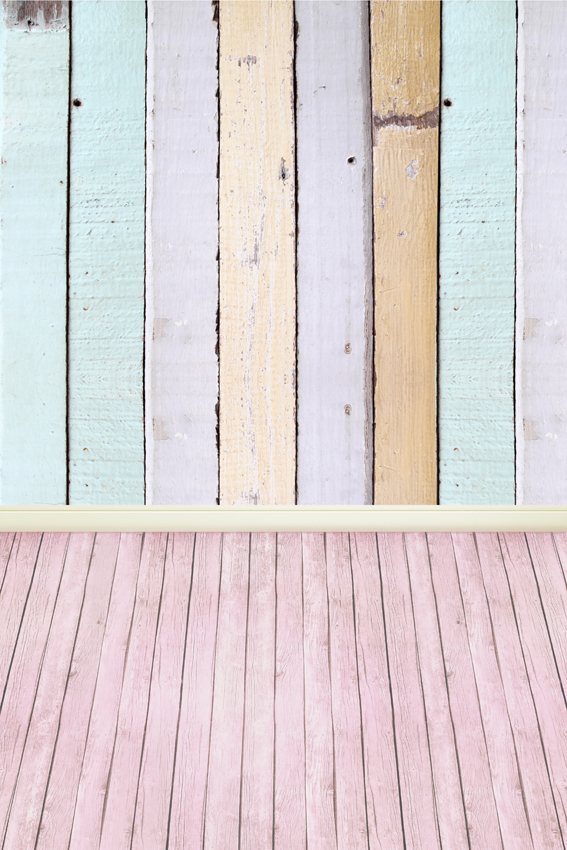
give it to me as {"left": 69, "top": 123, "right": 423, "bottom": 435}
{"left": 0, "top": 506, "right": 565, "bottom": 532}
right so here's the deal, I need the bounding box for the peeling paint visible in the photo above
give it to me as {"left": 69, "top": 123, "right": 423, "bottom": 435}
{"left": 153, "top": 420, "right": 168, "bottom": 441}
{"left": 373, "top": 105, "right": 439, "bottom": 142}
{"left": 406, "top": 159, "right": 419, "bottom": 179}
{"left": 523, "top": 317, "right": 539, "bottom": 339}
{"left": 523, "top": 420, "right": 539, "bottom": 441}
{"left": 153, "top": 318, "right": 169, "bottom": 339}
{"left": 3, "top": 0, "right": 68, "bottom": 30}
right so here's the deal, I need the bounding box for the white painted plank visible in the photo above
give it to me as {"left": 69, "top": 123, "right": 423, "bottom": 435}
{"left": 0, "top": 1, "right": 68, "bottom": 503}
{"left": 295, "top": 1, "right": 373, "bottom": 505}
{"left": 146, "top": 1, "right": 219, "bottom": 505}
{"left": 68, "top": 0, "right": 146, "bottom": 504}
{"left": 517, "top": 1, "right": 567, "bottom": 504}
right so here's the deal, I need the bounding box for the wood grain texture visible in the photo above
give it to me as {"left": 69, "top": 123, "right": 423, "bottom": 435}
{"left": 69, "top": 533, "right": 143, "bottom": 850}
{"left": 240, "top": 533, "right": 276, "bottom": 850}
{"left": 350, "top": 533, "right": 403, "bottom": 850}
{"left": 68, "top": 0, "right": 146, "bottom": 504}
{"left": 203, "top": 533, "right": 249, "bottom": 850}
{"left": 451, "top": 533, "right": 533, "bottom": 849}
{"left": 438, "top": 1, "right": 516, "bottom": 504}
{"left": 295, "top": 1, "right": 373, "bottom": 505}
{"left": 528, "top": 534, "right": 567, "bottom": 694}
{"left": 371, "top": 1, "right": 439, "bottom": 505}
{"left": 219, "top": 1, "right": 295, "bottom": 505}
{"left": 376, "top": 533, "right": 440, "bottom": 849}
{"left": 517, "top": 2, "right": 567, "bottom": 503}
{"left": 274, "top": 532, "right": 306, "bottom": 849}
{"left": 146, "top": 1, "right": 219, "bottom": 505}
{"left": 2, "top": 534, "right": 93, "bottom": 850}
{"left": 301, "top": 533, "right": 337, "bottom": 850}
{"left": 427, "top": 534, "right": 503, "bottom": 850}
{"left": 168, "top": 533, "right": 222, "bottom": 850}
{"left": 36, "top": 533, "right": 120, "bottom": 850}
{"left": 404, "top": 532, "right": 469, "bottom": 849}
{"left": 0, "top": 4, "right": 68, "bottom": 503}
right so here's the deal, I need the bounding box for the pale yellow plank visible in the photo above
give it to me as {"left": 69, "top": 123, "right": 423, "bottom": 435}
{"left": 219, "top": 0, "right": 295, "bottom": 505}
{"left": 371, "top": 1, "right": 440, "bottom": 504}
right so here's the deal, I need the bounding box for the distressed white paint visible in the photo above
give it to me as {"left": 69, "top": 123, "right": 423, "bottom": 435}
{"left": 295, "top": 0, "right": 373, "bottom": 505}
{"left": 518, "top": 1, "right": 567, "bottom": 504}
{"left": 0, "top": 1, "right": 68, "bottom": 503}
{"left": 146, "top": 0, "right": 219, "bottom": 505}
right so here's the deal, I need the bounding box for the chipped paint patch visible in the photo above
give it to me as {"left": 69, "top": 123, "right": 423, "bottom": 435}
{"left": 3, "top": 0, "right": 68, "bottom": 30}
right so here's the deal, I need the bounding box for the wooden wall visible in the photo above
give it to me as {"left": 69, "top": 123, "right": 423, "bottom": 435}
{"left": 0, "top": 0, "right": 562, "bottom": 505}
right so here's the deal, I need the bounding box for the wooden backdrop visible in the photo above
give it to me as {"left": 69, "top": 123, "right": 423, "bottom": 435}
{"left": 0, "top": 0, "right": 561, "bottom": 505}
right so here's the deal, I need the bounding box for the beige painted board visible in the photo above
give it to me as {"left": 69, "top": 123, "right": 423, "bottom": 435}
{"left": 219, "top": 0, "right": 296, "bottom": 505}
{"left": 371, "top": 1, "right": 440, "bottom": 505}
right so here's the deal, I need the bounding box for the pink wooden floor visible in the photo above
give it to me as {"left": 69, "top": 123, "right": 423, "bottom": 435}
{"left": 1, "top": 532, "right": 567, "bottom": 849}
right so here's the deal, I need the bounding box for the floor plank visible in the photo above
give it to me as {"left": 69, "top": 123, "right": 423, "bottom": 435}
{"left": 0, "top": 534, "right": 16, "bottom": 594}
{"left": 528, "top": 534, "right": 567, "bottom": 692}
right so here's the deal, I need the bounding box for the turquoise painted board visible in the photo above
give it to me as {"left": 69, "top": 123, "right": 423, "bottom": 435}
{"left": 438, "top": 0, "right": 516, "bottom": 504}
{"left": 68, "top": 0, "right": 146, "bottom": 504}
{"left": 0, "top": 1, "right": 69, "bottom": 504}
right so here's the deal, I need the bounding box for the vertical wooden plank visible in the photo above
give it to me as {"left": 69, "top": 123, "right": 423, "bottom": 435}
{"left": 371, "top": 2, "right": 439, "bottom": 505}
{"left": 302, "top": 533, "right": 337, "bottom": 850}
{"left": 99, "top": 533, "right": 167, "bottom": 850}
{"left": 376, "top": 533, "right": 440, "bottom": 849}
{"left": 203, "top": 533, "right": 249, "bottom": 850}
{"left": 325, "top": 533, "right": 367, "bottom": 850}
{"left": 295, "top": 1, "right": 373, "bottom": 505}
{"left": 404, "top": 533, "right": 469, "bottom": 849}
{"left": 240, "top": 534, "right": 276, "bottom": 850}
{"left": 3, "top": 534, "right": 94, "bottom": 850}
{"left": 517, "top": 3, "right": 567, "bottom": 503}
{"left": 438, "top": 1, "right": 516, "bottom": 504}
{"left": 146, "top": 1, "right": 218, "bottom": 505}
{"left": 427, "top": 534, "right": 503, "bottom": 850}
{"left": 274, "top": 532, "right": 306, "bottom": 850}
{"left": 68, "top": 0, "right": 146, "bottom": 504}
{"left": 36, "top": 534, "right": 120, "bottom": 850}
{"left": 0, "top": 534, "right": 69, "bottom": 842}
{"left": 451, "top": 533, "right": 533, "bottom": 849}
{"left": 69, "top": 533, "right": 143, "bottom": 850}
{"left": 219, "top": 1, "right": 295, "bottom": 506}
{"left": 167, "top": 533, "right": 222, "bottom": 850}
{"left": 350, "top": 533, "right": 403, "bottom": 850}
{"left": 0, "top": 1, "right": 68, "bottom": 503}
{"left": 132, "top": 533, "right": 194, "bottom": 850}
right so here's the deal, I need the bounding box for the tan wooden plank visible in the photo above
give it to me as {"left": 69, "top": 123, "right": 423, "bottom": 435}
{"left": 302, "top": 533, "right": 337, "bottom": 850}
{"left": 371, "top": 1, "right": 439, "bottom": 504}
{"left": 404, "top": 533, "right": 469, "bottom": 848}
{"left": 3, "top": 534, "right": 94, "bottom": 850}
{"left": 131, "top": 533, "right": 195, "bottom": 850}
{"left": 376, "top": 533, "right": 440, "bottom": 849}
{"left": 219, "top": 0, "right": 296, "bottom": 505}
{"left": 451, "top": 533, "right": 533, "bottom": 849}
{"left": 274, "top": 532, "right": 306, "bottom": 849}
{"left": 499, "top": 533, "right": 567, "bottom": 841}
{"left": 240, "top": 533, "right": 276, "bottom": 850}
{"left": 203, "top": 533, "right": 250, "bottom": 850}
{"left": 36, "top": 534, "right": 120, "bottom": 850}
{"left": 325, "top": 533, "right": 368, "bottom": 850}
{"left": 427, "top": 534, "right": 503, "bottom": 850}
{"left": 168, "top": 533, "right": 223, "bottom": 850}
{"left": 350, "top": 533, "right": 403, "bottom": 849}
{"left": 474, "top": 533, "right": 562, "bottom": 849}
{"left": 69, "top": 533, "right": 143, "bottom": 850}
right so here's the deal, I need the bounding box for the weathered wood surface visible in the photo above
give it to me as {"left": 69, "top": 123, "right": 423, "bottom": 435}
{"left": 68, "top": 0, "right": 146, "bottom": 504}
{"left": 0, "top": 2, "right": 68, "bottom": 503}
{"left": 371, "top": 1, "right": 439, "bottom": 505}
{"left": 3, "top": 531, "right": 567, "bottom": 848}
{"left": 517, "top": 2, "right": 567, "bottom": 504}
{"left": 146, "top": 1, "right": 219, "bottom": 505}
{"left": 438, "top": 1, "right": 516, "bottom": 504}
{"left": 295, "top": 1, "right": 373, "bottom": 505}
{"left": 219, "top": 1, "right": 296, "bottom": 505}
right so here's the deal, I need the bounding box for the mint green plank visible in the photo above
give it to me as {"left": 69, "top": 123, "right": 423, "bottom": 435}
{"left": 68, "top": 0, "right": 146, "bottom": 504}
{"left": 438, "top": 1, "right": 517, "bottom": 505}
{"left": 0, "top": 2, "right": 69, "bottom": 503}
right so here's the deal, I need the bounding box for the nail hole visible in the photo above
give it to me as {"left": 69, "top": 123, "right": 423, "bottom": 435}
{"left": 344, "top": 404, "right": 352, "bottom": 416}
{"left": 73, "top": 98, "right": 82, "bottom": 107}
{"left": 443, "top": 98, "right": 453, "bottom": 107}
{"left": 347, "top": 156, "right": 356, "bottom": 164}
{"left": 344, "top": 342, "right": 351, "bottom": 354}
